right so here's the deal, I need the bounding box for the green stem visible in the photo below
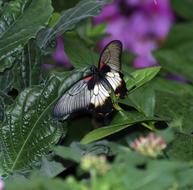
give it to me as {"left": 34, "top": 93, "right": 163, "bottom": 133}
{"left": 141, "top": 121, "right": 156, "bottom": 131}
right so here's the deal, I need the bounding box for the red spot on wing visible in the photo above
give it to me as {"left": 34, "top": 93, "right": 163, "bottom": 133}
{"left": 84, "top": 76, "right": 93, "bottom": 81}
{"left": 99, "top": 62, "right": 105, "bottom": 69}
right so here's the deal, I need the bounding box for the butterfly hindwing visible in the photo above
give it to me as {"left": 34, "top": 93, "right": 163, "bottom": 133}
{"left": 88, "top": 80, "right": 113, "bottom": 115}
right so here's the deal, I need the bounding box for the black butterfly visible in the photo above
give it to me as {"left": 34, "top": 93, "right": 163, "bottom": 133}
{"left": 53, "top": 40, "right": 127, "bottom": 118}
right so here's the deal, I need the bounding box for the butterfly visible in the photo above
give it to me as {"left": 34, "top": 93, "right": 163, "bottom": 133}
{"left": 53, "top": 40, "right": 128, "bottom": 118}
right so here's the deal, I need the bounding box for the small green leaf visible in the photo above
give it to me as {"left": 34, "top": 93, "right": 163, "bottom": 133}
{"left": 81, "top": 111, "right": 160, "bottom": 144}
{"left": 125, "top": 66, "right": 161, "bottom": 92}
{"left": 39, "top": 157, "right": 65, "bottom": 178}
{"left": 54, "top": 146, "right": 82, "bottom": 163}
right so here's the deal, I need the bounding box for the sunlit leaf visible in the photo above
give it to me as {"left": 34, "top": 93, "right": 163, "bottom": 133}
{"left": 81, "top": 111, "right": 161, "bottom": 144}
{"left": 125, "top": 66, "right": 161, "bottom": 92}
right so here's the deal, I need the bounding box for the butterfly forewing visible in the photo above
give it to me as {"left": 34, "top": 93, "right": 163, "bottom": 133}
{"left": 99, "top": 41, "right": 127, "bottom": 98}
{"left": 99, "top": 40, "right": 122, "bottom": 72}
{"left": 53, "top": 79, "right": 92, "bottom": 118}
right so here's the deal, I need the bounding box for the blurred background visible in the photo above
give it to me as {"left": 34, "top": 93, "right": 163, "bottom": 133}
{"left": 45, "top": 0, "right": 193, "bottom": 85}
{"left": 48, "top": 0, "right": 173, "bottom": 69}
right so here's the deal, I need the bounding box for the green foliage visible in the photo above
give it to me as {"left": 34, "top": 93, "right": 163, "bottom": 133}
{"left": 38, "top": 0, "right": 110, "bottom": 51}
{"left": 0, "top": 0, "right": 53, "bottom": 61}
{"left": 171, "top": 0, "right": 193, "bottom": 20}
{"left": 4, "top": 150, "right": 193, "bottom": 190}
{"left": 64, "top": 34, "right": 99, "bottom": 68}
{"left": 0, "top": 67, "right": 92, "bottom": 176}
{"left": 0, "top": 0, "right": 193, "bottom": 189}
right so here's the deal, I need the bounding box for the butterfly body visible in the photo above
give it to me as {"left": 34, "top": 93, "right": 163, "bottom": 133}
{"left": 53, "top": 40, "right": 127, "bottom": 118}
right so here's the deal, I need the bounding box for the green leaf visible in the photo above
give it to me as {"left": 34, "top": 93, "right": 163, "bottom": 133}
{"left": 154, "top": 43, "right": 193, "bottom": 81}
{"left": 0, "top": 0, "right": 29, "bottom": 71}
{"left": 0, "top": 57, "right": 15, "bottom": 73}
{"left": 38, "top": 0, "right": 110, "bottom": 51}
{"left": 0, "top": 69, "right": 15, "bottom": 121}
{"left": 155, "top": 91, "right": 193, "bottom": 134}
{"left": 13, "top": 39, "right": 42, "bottom": 90}
{"left": 38, "top": 157, "right": 65, "bottom": 178}
{"left": 0, "top": 0, "right": 28, "bottom": 37}
{"left": 167, "top": 133, "right": 193, "bottom": 161}
{"left": 0, "top": 66, "right": 92, "bottom": 176}
{"left": 52, "top": 0, "right": 80, "bottom": 12}
{"left": 171, "top": 0, "right": 193, "bottom": 20}
{"left": 81, "top": 111, "right": 160, "bottom": 144}
{"left": 125, "top": 66, "right": 161, "bottom": 92}
{"left": 0, "top": 97, "right": 4, "bottom": 121}
{"left": 54, "top": 146, "right": 82, "bottom": 163}
{"left": 55, "top": 142, "right": 113, "bottom": 163}
{"left": 151, "top": 77, "right": 193, "bottom": 95}
{"left": 162, "top": 22, "right": 193, "bottom": 48}
{"left": 122, "top": 51, "right": 136, "bottom": 71}
{"left": 120, "top": 84, "right": 155, "bottom": 117}
{"left": 112, "top": 151, "right": 193, "bottom": 190}
{"left": 0, "top": 0, "right": 53, "bottom": 61}
{"left": 64, "top": 35, "right": 98, "bottom": 68}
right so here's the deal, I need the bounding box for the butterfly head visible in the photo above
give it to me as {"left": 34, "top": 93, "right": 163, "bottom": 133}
{"left": 90, "top": 65, "right": 98, "bottom": 74}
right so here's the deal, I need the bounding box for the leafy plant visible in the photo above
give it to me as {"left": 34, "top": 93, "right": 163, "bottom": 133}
{"left": 0, "top": 0, "right": 193, "bottom": 189}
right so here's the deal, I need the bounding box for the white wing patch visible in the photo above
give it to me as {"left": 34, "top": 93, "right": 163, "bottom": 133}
{"left": 91, "top": 83, "right": 110, "bottom": 107}
{"left": 106, "top": 72, "right": 122, "bottom": 91}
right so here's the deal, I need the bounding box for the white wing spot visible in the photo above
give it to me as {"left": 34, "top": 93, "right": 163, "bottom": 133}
{"left": 114, "top": 72, "right": 120, "bottom": 77}
{"left": 91, "top": 95, "right": 95, "bottom": 105}
{"left": 95, "top": 95, "right": 100, "bottom": 107}
{"left": 94, "top": 84, "right": 99, "bottom": 95}
{"left": 107, "top": 72, "right": 115, "bottom": 77}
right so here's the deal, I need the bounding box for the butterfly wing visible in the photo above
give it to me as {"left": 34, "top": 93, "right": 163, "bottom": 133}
{"left": 99, "top": 40, "right": 122, "bottom": 72}
{"left": 53, "top": 76, "right": 113, "bottom": 118}
{"left": 99, "top": 40, "right": 127, "bottom": 98}
{"left": 53, "top": 78, "right": 92, "bottom": 118}
{"left": 54, "top": 40, "right": 127, "bottom": 118}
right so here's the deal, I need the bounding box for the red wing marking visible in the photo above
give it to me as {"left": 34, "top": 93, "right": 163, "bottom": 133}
{"left": 99, "top": 62, "right": 105, "bottom": 69}
{"left": 84, "top": 76, "right": 93, "bottom": 81}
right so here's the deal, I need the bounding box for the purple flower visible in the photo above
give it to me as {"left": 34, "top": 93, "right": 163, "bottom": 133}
{"left": 44, "top": 37, "right": 71, "bottom": 70}
{"left": 52, "top": 37, "right": 69, "bottom": 66}
{"left": 94, "top": 0, "right": 174, "bottom": 68}
{"left": 0, "top": 178, "right": 4, "bottom": 190}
